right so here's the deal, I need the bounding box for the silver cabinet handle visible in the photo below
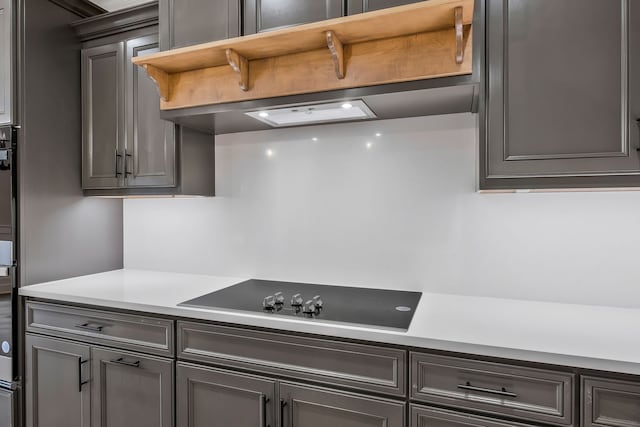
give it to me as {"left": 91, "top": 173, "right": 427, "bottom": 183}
{"left": 125, "top": 151, "right": 132, "bottom": 176}
{"left": 457, "top": 381, "right": 517, "bottom": 398}
{"left": 77, "top": 358, "right": 89, "bottom": 392}
{"left": 279, "top": 399, "right": 287, "bottom": 427}
{"left": 115, "top": 149, "right": 122, "bottom": 176}
{"left": 110, "top": 357, "right": 140, "bottom": 368}
{"left": 260, "top": 394, "right": 269, "bottom": 427}
{"left": 74, "top": 322, "right": 104, "bottom": 333}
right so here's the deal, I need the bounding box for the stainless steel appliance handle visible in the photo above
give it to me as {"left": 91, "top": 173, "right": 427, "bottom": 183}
{"left": 457, "top": 381, "right": 517, "bottom": 398}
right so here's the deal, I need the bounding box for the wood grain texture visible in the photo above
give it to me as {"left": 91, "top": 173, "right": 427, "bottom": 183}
{"left": 133, "top": 0, "right": 474, "bottom": 110}
{"left": 160, "top": 27, "right": 472, "bottom": 110}
{"left": 142, "top": 64, "right": 170, "bottom": 101}
{"left": 132, "top": 0, "right": 474, "bottom": 72}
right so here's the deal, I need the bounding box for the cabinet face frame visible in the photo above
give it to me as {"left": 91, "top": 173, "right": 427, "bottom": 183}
{"left": 481, "top": 0, "right": 640, "bottom": 189}
{"left": 243, "top": 0, "right": 345, "bottom": 35}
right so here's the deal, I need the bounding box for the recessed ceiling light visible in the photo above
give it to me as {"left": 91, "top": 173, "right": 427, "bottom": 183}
{"left": 312, "top": 137, "right": 318, "bottom": 142}
{"left": 375, "top": 133, "right": 382, "bottom": 137}
{"left": 265, "top": 149, "right": 274, "bottom": 157}
{"left": 366, "top": 142, "right": 373, "bottom": 149}
{"left": 341, "top": 102, "right": 353, "bottom": 109}
{"left": 258, "top": 112, "right": 269, "bottom": 118}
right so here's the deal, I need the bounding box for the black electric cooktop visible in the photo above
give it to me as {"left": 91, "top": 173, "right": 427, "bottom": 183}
{"left": 179, "top": 279, "right": 422, "bottom": 331}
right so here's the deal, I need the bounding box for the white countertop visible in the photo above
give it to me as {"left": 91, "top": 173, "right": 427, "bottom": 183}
{"left": 19, "top": 269, "right": 640, "bottom": 375}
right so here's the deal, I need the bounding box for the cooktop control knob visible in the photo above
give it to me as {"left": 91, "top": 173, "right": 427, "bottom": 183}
{"left": 274, "top": 292, "right": 285, "bottom": 305}
{"left": 263, "top": 295, "right": 276, "bottom": 311}
{"left": 312, "top": 295, "right": 323, "bottom": 310}
{"left": 302, "top": 300, "right": 317, "bottom": 316}
{"left": 291, "top": 293, "right": 304, "bottom": 307}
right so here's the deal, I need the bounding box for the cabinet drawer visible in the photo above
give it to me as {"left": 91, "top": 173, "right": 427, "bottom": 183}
{"left": 178, "top": 321, "right": 406, "bottom": 396}
{"left": 582, "top": 376, "right": 640, "bottom": 427}
{"left": 410, "top": 353, "right": 574, "bottom": 426}
{"left": 411, "top": 404, "right": 536, "bottom": 427}
{"left": 26, "top": 301, "right": 174, "bottom": 356}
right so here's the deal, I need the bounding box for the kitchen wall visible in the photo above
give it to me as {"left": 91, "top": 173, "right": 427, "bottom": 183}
{"left": 124, "top": 113, "right": 640, "bottom": 308}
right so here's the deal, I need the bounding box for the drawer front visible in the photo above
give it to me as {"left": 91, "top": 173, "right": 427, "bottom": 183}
{"left": 582, "top": 376, "right": 640, "bottom": 427}
{"left": 26, "top": 301, "right": 174, "bottom": 356}
{"left": 411, "top": 404, "right": 536, "bottom": 427}
{"left": 411, "top": 353, "right": 574, "bottom": 426}
{"left": 178, "top": 321, "right": 406, "bottom": 396}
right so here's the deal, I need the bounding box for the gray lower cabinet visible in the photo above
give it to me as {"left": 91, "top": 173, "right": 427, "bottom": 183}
{"left": 280, "top": 382, "right": 405, "bottom": 427}
{"left": 25, "top": 334, "right": 91, "bottom": 427}
{"left": 159, "top": 0, "right": 240, "bottom": 49}
{"left": 81, "top": 42, "right": 125, "bottom": 190}
{"left": 347, "top": 0, "right": 423, "bottom": 14}
{"left": 582, "top": 376, "right": 640, "bottom": 427}
{"left": 0, "top": 388, "right": 14, "bottom": 427}
{"left": 243, "top": 0, "right": 344, "bottom": 35}
{"left": 91, "top": 347, "right": 174, "bottom": 427}
{"left": 411, "top": 405, "right": 535, "bottom": 427}
{"left": 482, "top": 0, "right": 640, "bottom": 189}
{"left": 177, "top": 362, "right": 276, "bottom": 427}
{"left": 0, "top": 0, "right": 13, "bottom": 125}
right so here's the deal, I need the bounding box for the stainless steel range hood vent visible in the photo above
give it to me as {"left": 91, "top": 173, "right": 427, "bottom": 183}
{"left": 245, "top": 100, "right": 377, "bottom": 127}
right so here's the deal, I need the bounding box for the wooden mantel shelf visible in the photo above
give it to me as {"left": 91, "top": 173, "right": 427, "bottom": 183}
{"left": 133, "top": 0, "right": 474, "bottom": 111}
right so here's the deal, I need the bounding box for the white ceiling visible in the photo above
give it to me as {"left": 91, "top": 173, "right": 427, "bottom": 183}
{"left": 90, "top": 0, "right": 151, "bottom": 12}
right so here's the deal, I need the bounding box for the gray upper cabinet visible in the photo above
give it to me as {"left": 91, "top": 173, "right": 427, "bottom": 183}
{"left": 482, "top": 0, "right": 640, "bottom": 189}
{"left": 125, "top": 35, "right": 176, "bottom": 188}
{"left": 25, "top": 335, "right": 91, "bottom": 427}
{"left": 347, "top": 0, "right": 422, "bottom": 15}
{"left": 280, "top": 382, "right": 405, "bottom": 427}
{"left": 0, "top": 0, "right": 12, "bottom": 125}
{"left": 91, "top": 347, "right": 174, "bottom": 427}
{"left": 159, "top": 0, "right": 240, "bottom": 49}
{"left": 177, "top": 362, "right": 276, "bottom": 427}
{"left": 243, "top": 0, "right": 345, "bottom": 35}
{"left": 81, "top": 42, "right": 125, "bottom": 190}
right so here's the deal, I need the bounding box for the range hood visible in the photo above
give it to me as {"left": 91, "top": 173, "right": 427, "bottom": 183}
{"left": 133, "top": 0, "right": 481, "bottom": 135}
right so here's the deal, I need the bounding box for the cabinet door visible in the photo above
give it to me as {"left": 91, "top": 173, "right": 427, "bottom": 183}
{"left": 91, "top": 347, "right": 174, "bottom": 427}
{"left": 0, "top": 388, "right": 14, "bottom": 427}
{"left": 411, "top": 405, "right": 534, "bottom": 427}
{"left": 280, "top": 382, "right": 405, "bottom": 427}
{"left": 160, "top": 0, "right": 240, "bottom": 49}
{"left": 347, "top": 0, "right": 422, "bottom": 15}
{"left": 483, "top": 0, "right": 640, "bottom": 188}
{"left": 25, "top": 335, "right": 91, "bottom": 427}
{"left": 177, "top": 362, "right": 276, "bottom": 427}
{"left": 81, "top": 42, "right": 125, "bottom": 190}
{"left": 125, "top": 35, "right": 176, "bottom": 188}
{"left": 244, "top": 0, "right": 344, "bottom": 34}
{"left": 0, "top": 0, "right": 12, "bottom": 125}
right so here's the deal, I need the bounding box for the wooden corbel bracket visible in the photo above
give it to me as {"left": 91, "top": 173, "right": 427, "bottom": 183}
{"left": 226, "top": 48, "right": 249, "bottom": 91}
{"left": 454, "top": 6, "right": 465, "bottom": 64}
{"left": 326, "top": 31, "right": 345, "bottom": 79}
{"left": 143, "top": 64, "right": 170, "bottom": 101}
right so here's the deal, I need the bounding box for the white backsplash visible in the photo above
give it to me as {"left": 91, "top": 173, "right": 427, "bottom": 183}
{"left": 124, "top": 113, "right": 640, "bottom": 308}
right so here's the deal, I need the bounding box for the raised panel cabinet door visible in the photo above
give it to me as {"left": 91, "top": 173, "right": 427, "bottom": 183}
{"left": 177, "top": 362, "right": 276, "bottom": 427}
{"left": 0, "top": 0, "right": 13, "bottom": 125}
{"left": 125, "top": 35, "right": 176, "bottom": 188}
{"left": 411, "top": 405, "right": 534, "bottom": 427}
{"left": 0, "top": 388, "right": 14, "bottom": 427}
{"left": 160, "top": 0, "right": 240, "bottom": 49}
{"left": 91, "top": 347, "right": 174, "bottom": 427}
{"left": 582, "top": 376, "right": 640, "bottom": 427}
{"left": 483, "top": 0, "right": 640, "bottom": 187}
{"left": 243, "top": 0, "right": 344, "bottom": 34}
{"left": 280, "top": 382, "right": 405, "bottom": 427}
{"left": 81, "top": 42, "right": 125, "bottom": 189}
{"left": 347, "top": 0, "right": 423, "bottom": 14}
{"left": 25, "top": 335, "right": 91, "bottom": 427}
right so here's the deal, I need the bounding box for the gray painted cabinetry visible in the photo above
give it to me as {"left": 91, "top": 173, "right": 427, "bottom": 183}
{"left": 482, "top": 0, "right": 640, "bottom": 189}
{"left": 582, "top": 376, "right": 640, "bottom": 427}
{"left": 0, "top": 388, "right": 14, "bottom": 427}
{"left": 159, "top": 0, "right": 239, "bottom": 49}
{"left": 0, "top": 0, "right": 13, "bottom": 125}
{"left": 347, "top": 0, "right": 423, "bottom": 14}
{"left": 243, "top": 0, "right": 344, "bottom": 35}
